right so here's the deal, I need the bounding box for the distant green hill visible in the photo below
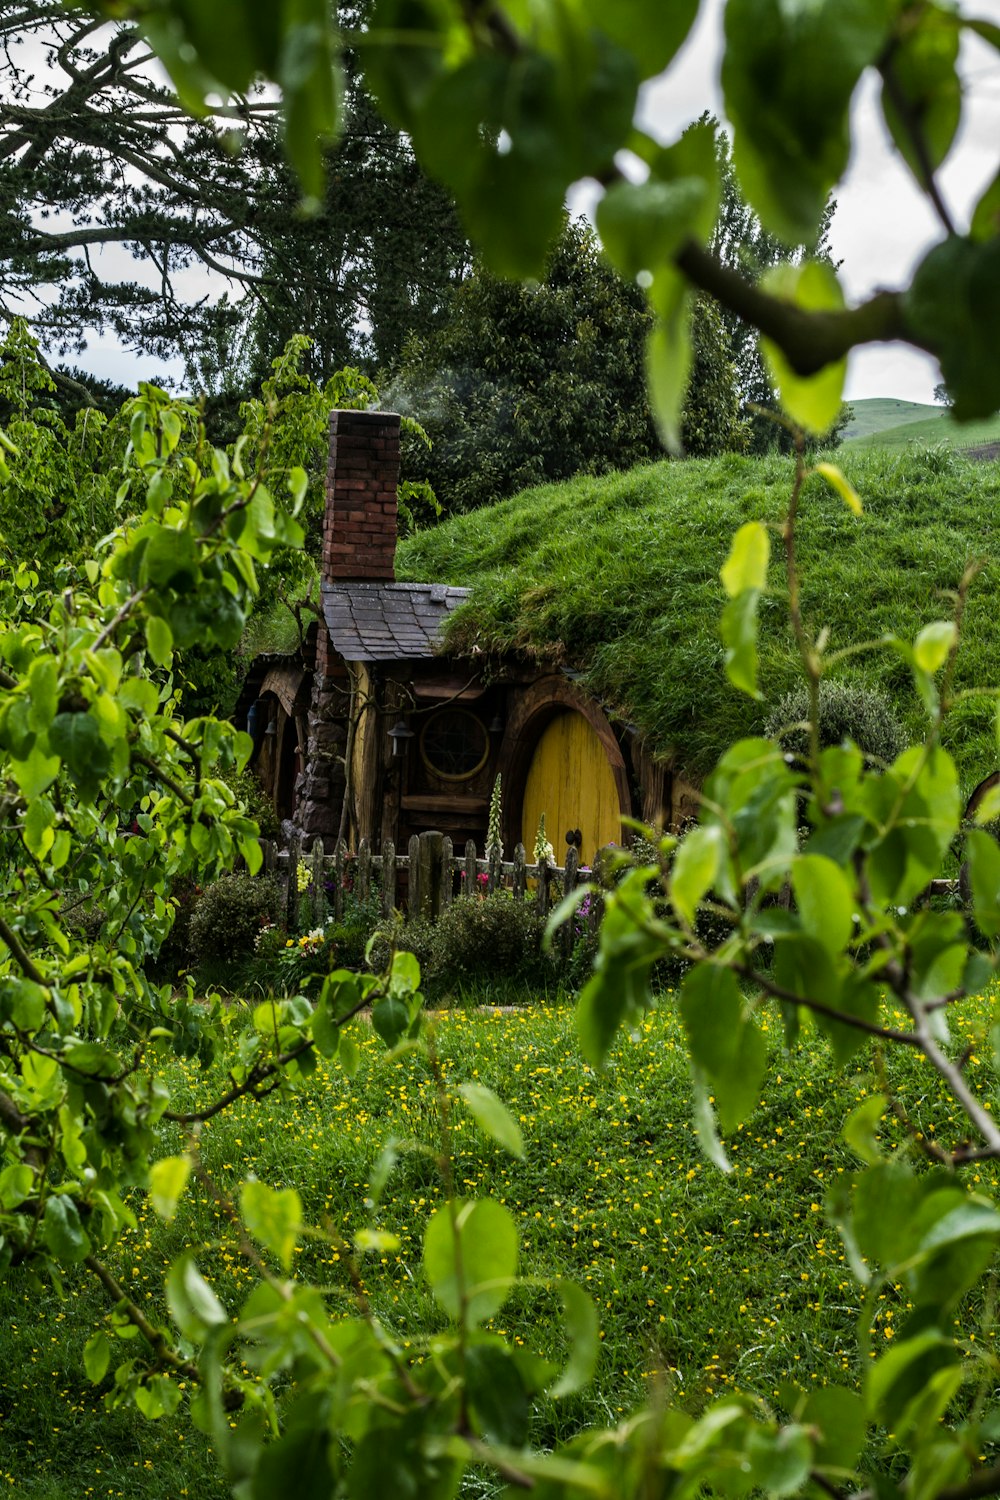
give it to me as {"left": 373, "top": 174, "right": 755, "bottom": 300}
{"left": 845, "top": 409, "right": 1000, "bottom": 451}
{"left": 397, "top": 448, "right": 1000, "bottom": 797}
{"left": 842, "top": 397, "right": 941, "bottom": 440}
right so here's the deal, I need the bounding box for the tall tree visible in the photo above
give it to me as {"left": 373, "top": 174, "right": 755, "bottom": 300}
{"left": 0, "top": 3, "right": 470, "bottom": 400}
{"left": 392, "top": 218, "right": 746, "bottom": 512}
{"left": 710, "top": 123, "right": 845, "bottom": 451}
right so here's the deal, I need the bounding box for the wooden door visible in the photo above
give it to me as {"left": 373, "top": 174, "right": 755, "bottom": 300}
{"left": 520, "top": 711, "right": 622, "bottom": 865}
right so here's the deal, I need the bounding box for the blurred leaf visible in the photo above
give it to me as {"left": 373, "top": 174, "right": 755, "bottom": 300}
{"left": 423, "top": 1198, "right": 518, "bottom": 1327}
{"left": 241, "top": 1178, "right": 302, "bottom": 1271}
{"left": 458, "top": 1083, "right": 525, "bottom": 1158}
{"left": 149, "top": 1155, "right": 191, "bottom": 1222}
{"left": 760, "top": 262, "right": 847, "bottom": 433}
{"left": 814, "top": 461, "right": 862, "bottom": 515}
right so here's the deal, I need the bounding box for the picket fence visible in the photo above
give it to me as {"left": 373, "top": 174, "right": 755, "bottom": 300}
{"left": 258, "top": 831, "right": 601, "bottom": 954}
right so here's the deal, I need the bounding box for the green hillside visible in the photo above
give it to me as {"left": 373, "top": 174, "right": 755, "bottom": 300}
{"left": 396, "top": 447, "right": 1000, "bottom": 798}
{"left": 845, "top": 409, "right": 1000, "bottom": 450}
{"left": 842, "top": 397, "right": 941, "bottom": 440}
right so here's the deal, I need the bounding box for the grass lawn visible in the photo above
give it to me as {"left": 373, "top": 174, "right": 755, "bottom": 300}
{"left": 3, "top": 990, "right": 1000, "bottom": 1496}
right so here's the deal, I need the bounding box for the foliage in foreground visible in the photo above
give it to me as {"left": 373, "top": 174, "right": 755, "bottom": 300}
{"left": 10, "top": 1, "right": 1000, "bottom": 1497}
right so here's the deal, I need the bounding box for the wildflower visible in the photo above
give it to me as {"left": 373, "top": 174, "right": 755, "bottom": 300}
{"left": 533, "top": 812, "right": 555, "bottom": 865}
{"left": 486, "top": 774, "right": 504, "bottom": 860}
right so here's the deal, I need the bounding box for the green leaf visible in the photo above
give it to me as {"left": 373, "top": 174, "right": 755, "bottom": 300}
{"left": 43, "top": 1195, "right": 90, "bottom": 1264}
{"left": 23, "top": 795, "right": 55, "bottom": 860}
{"left": 166, "top": 1255, "right": 227, "bottom": 1341}
{"left": 813, "top": 461, "right": 862, "bottom": 515}
{"left": 914, "top": 621, "right": 957, "bottom": 674}
{"left": 721, "top": 521, "right": 770, "bottom": 598}
{"left": 671, "top": 824, "right": 724, "bottom": 928}
{"left": 240, "top": 1178, "right": 302, "bottom": 1271}
{"left": 458, "top": 1083, "right": 525, "bottom": 1158}
{"left": 745, "top": 1423, "right": 812, "bottom": 1497}
{"left": 11, "top": 743, "right": 61, "bottom": 800}
{"left": 867, "top": 1329, "right": 960, "bottom": 1427}
{"left": 598, "top": 178, "right": 709, "bottom": 282}
{"left": 721, "top": 588, "right": 763, "bottom": 699}
{"left": 880, "top": 4, "right": 961, "bottom": 182}
{"left": 339, "top": 1034, "right": 360, "bottom": 1078}
{"left": 645, "top": 267, "right": 692, "bottom": 454}
{"left": 466, "top": 1343, "right": 531, "bottom": 1447}
{"left": 582, "top": 0, "right": 698, "bottom": 79}
{"left": 0, "top": 1163, "right": 35, "bottom": 1208}
{"left": 907, "top": 236, "right": 1000, "bottom": 420}
{"left": 692, "top": 1065, "right": 731, "bottom": 1173}
{"left": 145, "top": 615, "right": 173, "bottom": 668}
{"left": 680, "top": 964, "right": 766, "bottom": 1133}
{"left": 389, "top": 949, "right": 420, "bottom": 994}
{"left": 802, "top": 1385, "right": 866, "bottom": 1472}
{"left": 760, "top": 262, "right": 847, "bottom": 433}
{"left": 548, "top": 1279, "right": 599, "bottom": 1398}
{"left": 722, "top": 0, "right": 891, "bottom": 244}
{"left": 311, "top": 999, "right": 341, "bottom": 1059}
{"left": 149, "top": 1155, "right": 191, "bottom": 1222}
{"left": 48, "top": 712, "right": 111, "bottom": 801}
{"left": 423, "top": 1197, "right": 518, "bottom": 1327}
{"left": 966, "top": 829, "right": 1000, "bottom": 938}
{"left": 83, "top": 1331, "right": 112, "bottom": 1384}
{"left": 791, "top": 854, "right": 855, "bottom": 957}
{"left": 843, "top": 1093, "right": 888, "bottom": 1165}
{"left": 371, "top": 996, "right": 409, "bottom": 1048}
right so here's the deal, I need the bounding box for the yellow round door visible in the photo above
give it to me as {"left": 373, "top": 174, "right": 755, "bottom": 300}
{"left": 520, "top": 711, "right": 622, "bottom": 865}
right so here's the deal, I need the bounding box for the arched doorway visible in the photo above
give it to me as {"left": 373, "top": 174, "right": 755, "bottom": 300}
{"left": 520, "top": 710, "right": 623, "bottom": 865}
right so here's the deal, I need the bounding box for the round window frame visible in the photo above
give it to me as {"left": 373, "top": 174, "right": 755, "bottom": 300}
{"left": 419, "top": 708, "right": 490, "bottom": 782}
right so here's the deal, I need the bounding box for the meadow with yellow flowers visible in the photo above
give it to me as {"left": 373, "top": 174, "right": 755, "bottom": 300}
{"left": 2, "top": 990, "right": 998, "bottom": 1499}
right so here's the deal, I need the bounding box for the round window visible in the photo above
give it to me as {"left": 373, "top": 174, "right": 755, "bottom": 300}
{"left": 420, "top": 709, "right": 490, "bottom": 781}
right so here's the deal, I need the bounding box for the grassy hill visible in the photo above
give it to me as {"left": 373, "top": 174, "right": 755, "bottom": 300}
{"left": 397, "top": 446, "right": 1000, "bottom": 798}
{"left": 845, "top": 409, "right": 1000, "bottom": 451}
{"left": 842, "top": 397, "right": 941, "bottom": 440}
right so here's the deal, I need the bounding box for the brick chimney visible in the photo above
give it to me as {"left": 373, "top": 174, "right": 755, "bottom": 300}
{"left": 322, "top": 408, "right": 401, "bottom": 583}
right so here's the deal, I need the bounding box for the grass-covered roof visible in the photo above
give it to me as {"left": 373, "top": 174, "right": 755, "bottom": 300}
{"left": 395, "top": 446, "right": 1000, "bottom": 798}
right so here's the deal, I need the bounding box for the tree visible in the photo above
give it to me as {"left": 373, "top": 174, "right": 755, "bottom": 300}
{"left": 6, "top": 2, "right": 1000, "bottom": 1498}
{"left": 0, "top": 3, "right": 470, "bottom": 400}
{"left": 393, "top": 218, "right": 746, "bottom": 512}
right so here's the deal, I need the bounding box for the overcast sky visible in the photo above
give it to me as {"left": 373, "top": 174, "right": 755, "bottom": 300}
{"left": 633, "top": 0, "right": 1000, "bottom": 404}
{"left": 55, "top": 0, "right": 1000, "bottom": 405}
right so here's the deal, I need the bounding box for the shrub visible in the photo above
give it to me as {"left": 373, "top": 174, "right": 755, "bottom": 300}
{"left": 188, "top": 874, "right": 281, "bottom": 967}
{"left": 764, "top": 680, "right": 907, "bottom": 767}
{"left": 426, "top": 892, "right": 553, "bottom": 989}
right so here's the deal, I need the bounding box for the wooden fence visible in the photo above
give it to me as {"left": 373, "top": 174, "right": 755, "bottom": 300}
{"left": 258, "top": 832, "right": 601, "bottom": 955}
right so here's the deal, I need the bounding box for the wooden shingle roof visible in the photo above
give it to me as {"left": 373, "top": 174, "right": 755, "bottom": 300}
{"left": 321, "top": 581, "right": 469, "bottom": 662}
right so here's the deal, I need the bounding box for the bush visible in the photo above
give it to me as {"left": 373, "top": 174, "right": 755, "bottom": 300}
{"left": 764, "top": 680, "right": 907, "bottom": 767}
{"left": 188, "top": 874, "right": 281, "bottom": 967}
{"left": 368, "top": 893, "right": 556, "bottom": 998}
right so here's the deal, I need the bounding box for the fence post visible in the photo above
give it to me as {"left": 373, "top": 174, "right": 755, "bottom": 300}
{"left": 537, "top": 858, "right": 550, "bottom": 919}
{"left": 464, "top": 840, "right": 477, "bottom": 899}
{"left": 358, "top": 838, "right": 371, "bottom": 904}
{"left": 285, "top": 832, "right": 300, "bottom": 930}
{"left": 381, "top": 840, "right": 396, "bottom": 918}
{"left": 262, "top": 838, "right": 276, "bottom": 876}
{"left": 333, "top": 840, "right": 346, "bottom": 920}
{"left": 408, "top": 834, "right": 421, "bottom": 920}
{"left": 512, "top": 843, "right": 526, "bottom": 902}
{"left": 562, "top": 846, "right": 579, "bottom": 959}
{"left": 418, "top": 831, "right": 444, "bottom": 920}
{"left": 487, "top": 844, "right": 502, "bottom": 896}
{"left": 440, "top": 836, "right": 454, "bottom": 911}
{"left": 311, "top": 839, "right": 326, "bottom": 926}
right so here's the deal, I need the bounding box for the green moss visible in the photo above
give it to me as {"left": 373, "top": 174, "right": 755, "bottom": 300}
{"left": 397, "top": 447, "right": 1000, "bottom": 796}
